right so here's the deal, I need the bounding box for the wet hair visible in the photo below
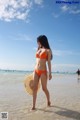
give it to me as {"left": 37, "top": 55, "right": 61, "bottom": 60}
{"left": 37, "top": 35, "right": 53, "bottom": 60}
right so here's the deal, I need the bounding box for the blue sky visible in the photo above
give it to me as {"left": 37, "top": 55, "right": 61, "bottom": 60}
{"left": 0, "top": 0, "right": 80, "bottom": 72}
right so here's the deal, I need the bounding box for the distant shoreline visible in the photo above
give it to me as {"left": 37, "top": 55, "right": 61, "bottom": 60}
{"left": 0, "top": 69, "right": 76, "bottom": 74}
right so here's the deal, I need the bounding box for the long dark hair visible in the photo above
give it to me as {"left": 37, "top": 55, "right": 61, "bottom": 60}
{"left": 37, "top": 35, "right": 53, "bottom": 60}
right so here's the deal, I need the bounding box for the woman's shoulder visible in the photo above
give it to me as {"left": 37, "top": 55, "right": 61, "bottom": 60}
{"left": 46, "top": 49, "right": 51, "bottom": 53}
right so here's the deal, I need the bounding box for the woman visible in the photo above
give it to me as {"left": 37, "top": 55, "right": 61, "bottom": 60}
{"left": 32, "top": 35, "right": 53, "bottom": 110}
{"left": 76, "top": 69, "right": 80, "bottom": 80}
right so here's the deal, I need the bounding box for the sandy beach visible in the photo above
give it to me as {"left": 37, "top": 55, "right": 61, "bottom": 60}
{"left": 0, "top": 73, "right": 80, "bottom": 120}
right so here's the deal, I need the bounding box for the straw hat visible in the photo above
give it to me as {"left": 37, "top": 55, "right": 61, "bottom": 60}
{"left": 24, "top": 73, "right": 40, "bottom": 95}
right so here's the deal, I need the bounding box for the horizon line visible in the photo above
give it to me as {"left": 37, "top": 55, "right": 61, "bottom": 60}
{"left": 0, "top": 68, "right": 77, "bottom": 73}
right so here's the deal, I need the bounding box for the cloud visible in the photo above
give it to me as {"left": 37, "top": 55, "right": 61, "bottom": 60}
{"left": 61, "top": 5, "right": 69, "bottom": 12}
{"left": 0, "top": 62, "right": 79, "bottom": 72}
{"left": 52, "top": 12, "right": 60, "bottom": 18}
{"left": 53, "top": 49, "right": 80, "bottom": 56}
{"left": 15, "top": 34, "right": 32, "bottom": 41}
{"left": 52, "top": 2, "right": 80, "bottom": 18}
{"left": 69, "top": 9, "right": 80, "bottom": 14}
{"left": 9, "top": 34, "right": 33, "bottom": 41}
{"left": 0, "top": 0, "right": 32, "bottom": 22}
{"left": 0, "top": 62, "right": 34, "bottom": 70}
{"left": 0, "top": 0, "right": 44, "bottom": 22}
{"left": 53, "top": 64, "right": 80, "bottom": 67}
{"left": 34, "top": 0, "right": 43, "bottom": 5}
{"left": 52, "top": 64, "right": 80, "bottom": 72}
{"left": 60, "top": 5, "right": 80, "bottom": 15}
{"left": 53, "top": 49, "right": 72, "bottom": 56}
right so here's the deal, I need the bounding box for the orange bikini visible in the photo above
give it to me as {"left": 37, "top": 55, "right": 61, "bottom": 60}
{"left": 35, "top": 50, "right": 48, "bottom": 76}
{"left": 36, "top": 51, "right": 48, "bottom": 59}
{"left": 35, "top": 69, "right": 47, "bottom": 76}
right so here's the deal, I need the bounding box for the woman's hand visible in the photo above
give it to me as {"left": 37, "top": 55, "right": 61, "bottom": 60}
{"left": 49, "top": 73, "right": 52, "bottom": 80}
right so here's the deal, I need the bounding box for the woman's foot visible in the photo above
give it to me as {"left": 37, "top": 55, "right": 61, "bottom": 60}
{"left": 31, "top": 107, "right": 36, "bottom": 110}
{"left": 47, "top": 101, "right": 51, "bottom": 106}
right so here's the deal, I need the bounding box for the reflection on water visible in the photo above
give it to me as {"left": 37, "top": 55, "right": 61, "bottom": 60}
{"left": 77, "top": 77, "right": 80, "bottom": 83}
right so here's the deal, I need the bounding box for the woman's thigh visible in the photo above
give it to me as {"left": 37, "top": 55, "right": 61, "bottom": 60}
{"left": 41, "top": 73, "right": 47, "bottom": 89}
{"left": 33, "top": 71, "right": 40, "bottom": 88}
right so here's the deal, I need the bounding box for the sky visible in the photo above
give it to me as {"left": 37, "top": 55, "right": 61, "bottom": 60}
{"left": 0, "top": 0, "right": 80, "bottom": 72}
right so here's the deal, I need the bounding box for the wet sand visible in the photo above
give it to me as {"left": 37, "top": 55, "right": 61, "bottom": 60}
{"left": 0, "top": 73, "right": 80, "bottom": 120}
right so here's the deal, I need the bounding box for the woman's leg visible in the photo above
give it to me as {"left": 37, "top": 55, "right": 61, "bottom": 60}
{"left": 41, "top": 73, "right": 51, "bottom": 106}
{"left": 32, "top": 71, "right": 40, "bottom": 110}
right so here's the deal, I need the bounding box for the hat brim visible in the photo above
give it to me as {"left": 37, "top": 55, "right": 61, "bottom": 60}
{"left": 24, "top": 73, "right": 40, "bottom": 95}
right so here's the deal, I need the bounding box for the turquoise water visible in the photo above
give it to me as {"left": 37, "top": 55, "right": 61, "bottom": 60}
{"left": 0, "top": 69, "right": 76, "bottom": 75}
{"left": 0, "top": 69, "right": 32, "bottom": 74}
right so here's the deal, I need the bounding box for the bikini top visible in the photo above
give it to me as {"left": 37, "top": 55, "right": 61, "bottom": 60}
{"left": 36, "top": 50, "right": 48, "bottom": 59}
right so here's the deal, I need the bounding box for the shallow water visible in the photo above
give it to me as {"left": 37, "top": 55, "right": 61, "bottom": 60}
{"left": 0, "top": 73, "right": 80, "bottom": 120}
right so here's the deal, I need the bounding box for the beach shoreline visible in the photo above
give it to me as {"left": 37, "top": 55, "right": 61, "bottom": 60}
{"left": 0, "top": 73, "right": 80, "bottom": 120}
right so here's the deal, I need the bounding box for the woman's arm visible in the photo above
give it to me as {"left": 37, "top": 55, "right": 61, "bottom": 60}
{"left": 47, "top": 50, "right": 52, "bottom": 80}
